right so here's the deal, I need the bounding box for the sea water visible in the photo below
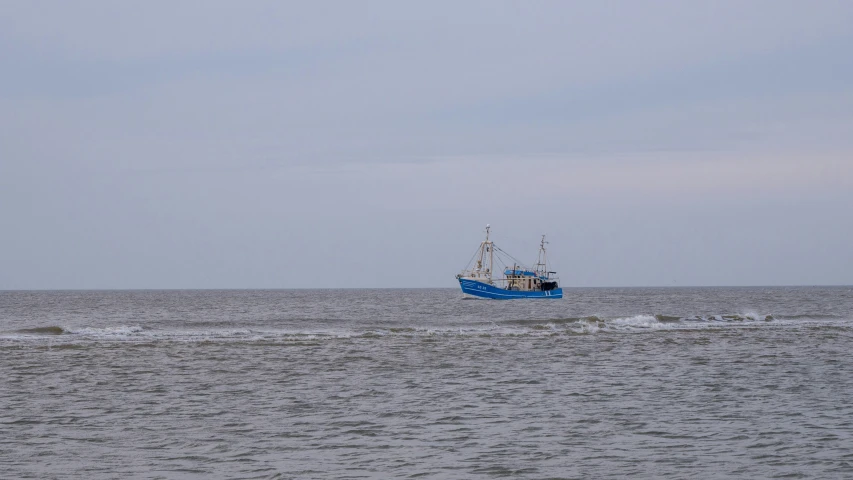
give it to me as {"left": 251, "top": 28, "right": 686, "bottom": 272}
{"left": 2, "top": 287, "right": 852, "bottom": 479}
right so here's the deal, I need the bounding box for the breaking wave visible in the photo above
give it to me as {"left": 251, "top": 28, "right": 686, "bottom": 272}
{"left": 14, "top": 326, "right": 66, "bottom": 335}
{"left": 1, "top": 312, "right": 850, "bottom": 346}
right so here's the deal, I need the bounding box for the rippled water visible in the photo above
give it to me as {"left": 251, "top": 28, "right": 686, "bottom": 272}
{"left": 2, "top": 287, "right": 852, "bottom": 479}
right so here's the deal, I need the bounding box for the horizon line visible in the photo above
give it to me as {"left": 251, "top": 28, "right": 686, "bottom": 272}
{"left": 2, "top": 284, "right": 851, "bottom": 292}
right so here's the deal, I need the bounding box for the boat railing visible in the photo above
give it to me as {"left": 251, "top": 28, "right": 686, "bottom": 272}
{"left": 460, "top": 270, "right": 557, "bottom": 281}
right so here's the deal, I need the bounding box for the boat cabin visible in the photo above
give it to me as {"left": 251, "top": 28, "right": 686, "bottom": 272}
{"left": 504, "top": 268, "right": 558, "bottom": 292}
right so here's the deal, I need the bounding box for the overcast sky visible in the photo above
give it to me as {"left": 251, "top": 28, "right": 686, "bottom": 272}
{"left": 1, "top": 1, "right": 852, "bottom": 289}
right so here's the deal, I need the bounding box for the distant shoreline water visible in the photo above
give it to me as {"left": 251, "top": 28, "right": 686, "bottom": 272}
{"left": 3, "top": 287, "right": 852, "bottom": 478}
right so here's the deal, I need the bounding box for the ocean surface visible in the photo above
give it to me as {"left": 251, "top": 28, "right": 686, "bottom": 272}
{"left": 2, "top": 287, "right": 852, "bottom": 479}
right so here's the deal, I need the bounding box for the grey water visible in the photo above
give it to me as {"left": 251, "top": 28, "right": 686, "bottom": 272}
{"left": 2, "top": 287, "right": 852, "bottom": 479}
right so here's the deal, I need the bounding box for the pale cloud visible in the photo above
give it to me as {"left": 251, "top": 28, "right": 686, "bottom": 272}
{"left": 1, "top": 1, "right": 852, "bottom": 288}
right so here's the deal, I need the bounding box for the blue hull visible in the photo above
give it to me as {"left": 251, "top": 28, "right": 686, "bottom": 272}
{"left": 458, "top": 278, "right": 563, "bottom": 300}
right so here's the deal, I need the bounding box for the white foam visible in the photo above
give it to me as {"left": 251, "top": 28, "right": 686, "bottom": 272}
{"left": 3, "top": 314, "right": 850, "bottom": 346}
{"left": 577, "top": 320, "right": 600, "bottom": 334}
{"left": 609, "top": 315, "right": 662, "bottom": 329}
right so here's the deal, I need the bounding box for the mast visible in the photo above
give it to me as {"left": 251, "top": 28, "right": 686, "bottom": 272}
{"left": 488, "top": 225, "right": 493, "bottom": 282}
{"left": 475, "top": 224, "right": 493, "bottom": 281}
{"left": 489, "top": 238, "right": 494, "bottom": 282}
{"left": 537, "top": 234, "right": 548, "bottom": 277}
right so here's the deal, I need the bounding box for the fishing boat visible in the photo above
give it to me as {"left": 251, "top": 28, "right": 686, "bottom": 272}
{"left": 456, "top": 225, "right": 563, "bottom": 299}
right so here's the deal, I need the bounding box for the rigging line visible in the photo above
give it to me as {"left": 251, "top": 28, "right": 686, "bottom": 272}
{"left": 463, "top": 244, "right": 481, "bottom": 270}
{"left": 493, "top": 249, "right": 511, "bottom": 268}
{"left": 494, "top": 249, "right": 515, "bottom": 267}
{"left": 492, "top": 244, "right": 527, "bottom": 269}
{"left": 491, "top": 249, "right": 507, "bottom": 268}
{"left": 492, "top": 249, "right": 523, "bottom": 275}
